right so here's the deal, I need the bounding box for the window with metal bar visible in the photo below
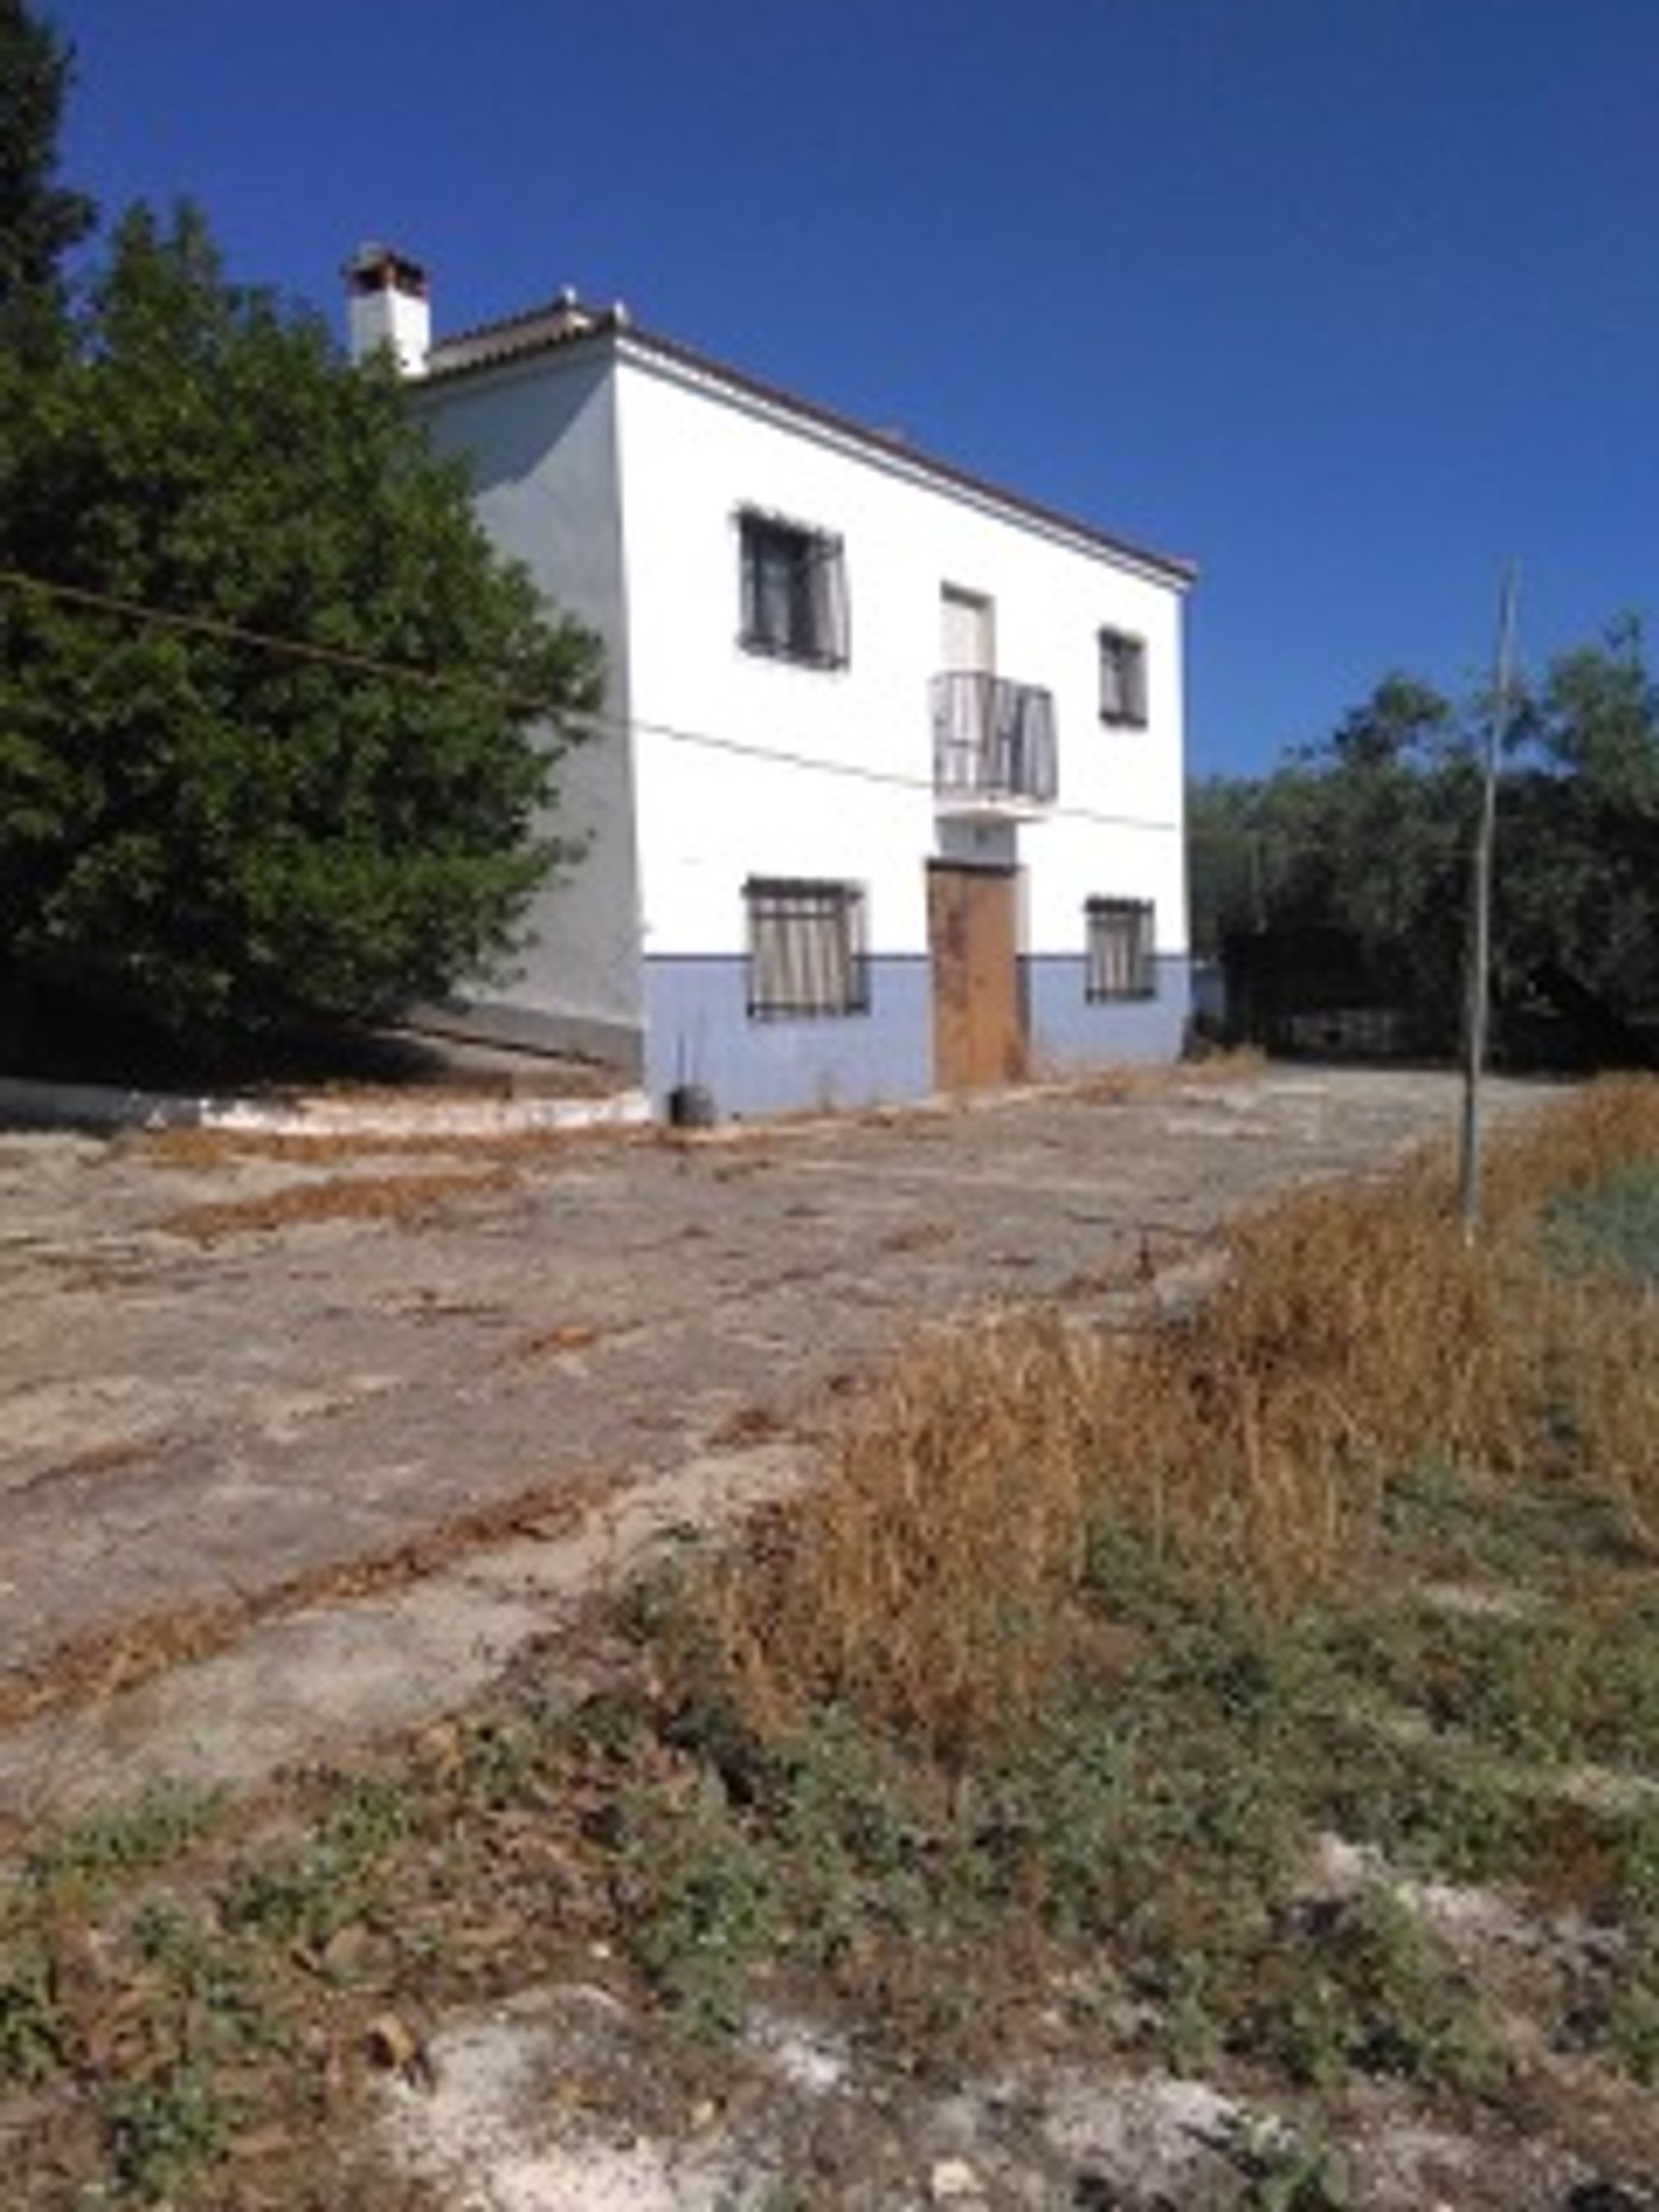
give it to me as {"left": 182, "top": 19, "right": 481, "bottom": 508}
{"left": 1085, "top": 898, "right": 1156, "bottom": 1001}
{"left": 746, "top": 879, "right": 868, "bottom": 1019}
{"left": 739, "top": 511, "right": 849, "bottom": 667}
{"left": 1098, "top": 627, "right": 1148, "bottom": 727}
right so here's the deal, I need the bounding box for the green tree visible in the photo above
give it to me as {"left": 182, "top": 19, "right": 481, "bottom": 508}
{"left": 0, "top": 0, "right": 94, "bottom": 359}
{"left": 1192, "top": 628, "right": 1659, "bottom": 1062}
{"left": 1192, "top": 675, "right": 1468, "bottom": 1038}
{"left": 0, "top": 202, "right": 601, "bottom": 1059}
{"left": 1497, "top": 618, "right": 1659, "bottom": 1018}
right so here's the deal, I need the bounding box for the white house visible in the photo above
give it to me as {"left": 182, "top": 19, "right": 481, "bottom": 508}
{"left": 346, "top": 247, "right": 1197, "bottom": 1119}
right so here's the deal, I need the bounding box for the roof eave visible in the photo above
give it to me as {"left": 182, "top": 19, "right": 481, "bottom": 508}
{"left": 421, "top": 314, "right": 1197, "bottom": 588}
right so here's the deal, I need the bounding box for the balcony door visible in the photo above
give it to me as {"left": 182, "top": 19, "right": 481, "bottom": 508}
{"left": 941, "top": 585, "right": 995, "bottom": 679}
{"left": 927, "top": 861, "right": 1027, "bottom": 1091}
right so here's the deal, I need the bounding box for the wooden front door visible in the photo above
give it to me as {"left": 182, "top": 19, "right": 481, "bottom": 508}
{"left": 927, "top": 863, "right": 1027, "bottom": 1091}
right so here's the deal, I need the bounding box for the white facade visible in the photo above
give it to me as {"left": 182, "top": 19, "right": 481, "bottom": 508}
{"left": 396, "top": 280, "right": 1194, "bottom": 1116}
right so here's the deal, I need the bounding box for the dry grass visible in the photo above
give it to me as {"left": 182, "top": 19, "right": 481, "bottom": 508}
{"left": 1479, "top": 1072, "right": 1659, "bottom": 1217}
{"left": 131, "top": 1122, "right": 619, "bottom": 1170}
{"left": 877, "top": 1220, "right": 956, "bottom": 1255}
{"left": 680, "top": 1316, "right": 1103, "bottom": 1755}
{"left": 705, "top": 1401, "right": 792, "bottom": 1447}
{"left": 514, "top": 1321, "right": 604, "bottom": 1357}
{"left": 16, "top": 1439, "right": 160, "bottom": 1499}
{"left": 665, "top": 1078, "right": 1659, "bottom": 1762}
{"left": 0, "top": 1470, "right": 615, "bottom": 1734}
{"left": 1068, "top": 1044, "right": 1268, "bottom": 1103}
{"left": 156, "top": 1163, "right": 519, "bottom": 1242}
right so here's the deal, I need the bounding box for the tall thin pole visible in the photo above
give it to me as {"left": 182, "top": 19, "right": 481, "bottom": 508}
{"left": 1459, "top": 563, "right": 1520, "bottom": 1243}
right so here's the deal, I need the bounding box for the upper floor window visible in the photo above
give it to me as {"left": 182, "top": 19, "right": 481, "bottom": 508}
{"left": 1098, "top": 627, "right": 1148, "bottom": 727}
{"left": 1085, "top": 897, "right": 1156, "bottom": 1001}
{"left": 739, "top": 510, "right": 849, "bottom": 669}
{"left": 746, "top": 877, "right": 868, "bottom": 1019}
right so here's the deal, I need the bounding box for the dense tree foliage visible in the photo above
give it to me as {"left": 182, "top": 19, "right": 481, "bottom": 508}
{"left": 0, "top": 0, "right": 93, "bottom": 359}
{"left": 1192, "top": 625, "right": 1659, "bottom": 1058}
{"left": 1, "top": 56, "right": 600, "bottom": 1059}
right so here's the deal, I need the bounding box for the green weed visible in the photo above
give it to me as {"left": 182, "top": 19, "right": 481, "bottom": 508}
{"left": 224, "top": 1773, "right": 409, "bottom": 1948}
{"left": 1229, "top": 2114, "right": 1353, "bottom": 2210}
{"left": 619, "top": 1771, "right": 778, "bottom": 2035}
{"left": 29, "top": 1787, "right": 221, "bottom": 1903}
{"left": 1252, "top": 1885, "right": 1497, "bottom": 2093}
{"left": 0, "top": 1952, "right": 61, "bottom": 2087}
{"left": 1550, "top": 1161, "right": 1659, "bottom": 1286}
{"left": 108, "top": 2065, "right": 226, "bottom": 2200}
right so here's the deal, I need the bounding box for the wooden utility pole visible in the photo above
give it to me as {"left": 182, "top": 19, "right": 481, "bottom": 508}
{"left": 1459, "top": 563, "right": 1520, "bottom": 1244}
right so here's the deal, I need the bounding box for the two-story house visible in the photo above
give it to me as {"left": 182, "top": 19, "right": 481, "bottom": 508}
{"left": 346, "top": 246, "right": 1196, "bottom": 1119}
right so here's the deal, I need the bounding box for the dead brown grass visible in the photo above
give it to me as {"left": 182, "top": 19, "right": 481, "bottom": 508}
{"left": 705, "top": 1401, "right": 792, "bottom": 1447}
{"left": 156, "top": 1163, "right": 518, "bottom": 1241}
{"left": 514, "top": 1321, "right": 604, "bottom": 1357}
{"left": 877, "top": 1220, "right": 957, "bottom": 1255}
{"left": 0, "top": 1469, "right": 616, "bottom": 1733}
{"left": 1069, "top": 1044, "right": 1268, "bottom": 1103}
{"left": 132, "top": 1122, "right": 618, "bottom": 1169}
{"left": 668, "top": 1078, "right": 1659, "bottom": 1762}
{"left": 16, "top": 1438, "right": 160, "bottom": 1498}
{"left": 1480, "top": 1071, "right": 1659, "bottom": 1218}
{"left": 683, "top": 1313, "right": 1103, "bottom": 1755}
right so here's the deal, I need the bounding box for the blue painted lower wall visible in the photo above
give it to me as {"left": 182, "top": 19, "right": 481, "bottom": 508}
{"left": 645, "top": 956, "right": 931, "bottom": 1119}
{"left": 1028, "top": 953, "right": 1192, "bottom": 1075}
{"left": 644, "top": 952, "right": 1193, "bottom": 1120}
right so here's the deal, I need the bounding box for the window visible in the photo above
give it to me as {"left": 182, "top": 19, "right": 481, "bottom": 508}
{"left": 1098, "top": 627, "right": 1148, "bottom": 727}
{"left": 739, "top": 511, "right": 849, "bottom": 667}
{"left": 746, "top": 878, "right": 868, "bottom": 1018}
{"left": 1085, "top": 898, "right": 1156, "bottom": 1001}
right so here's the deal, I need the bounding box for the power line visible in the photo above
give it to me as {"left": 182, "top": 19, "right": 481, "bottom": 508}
{"left": 0, "top": 564, "right": 1180, "bottom": 837}
{"left": 1, "top": 566, "right": 479, "bottom": 697}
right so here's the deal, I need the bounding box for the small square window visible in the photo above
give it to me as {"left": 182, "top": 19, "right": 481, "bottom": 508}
{"left": 746, "top": 878, "right": 868, "bottom": 1018}
{"left": 1098, "top": 628, "right": 1148, "bottom": 727}
{"left": 1085, "top": 898, "right": 1155, "bottom": 1001}
{"left": 739, "top": 511, "right": 849, "bottom": 668}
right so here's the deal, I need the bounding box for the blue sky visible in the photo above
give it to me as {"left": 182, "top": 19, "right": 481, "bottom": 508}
{"left": 45, "top": 0, "right": 1659, "bottom": 777}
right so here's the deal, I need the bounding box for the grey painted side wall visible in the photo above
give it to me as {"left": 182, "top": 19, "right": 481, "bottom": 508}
{"left": 644, "top": 952, "right": 1192, "bottom": 1118}
{"left": 419, "top": 354, "right": 645, "bottom": 1053}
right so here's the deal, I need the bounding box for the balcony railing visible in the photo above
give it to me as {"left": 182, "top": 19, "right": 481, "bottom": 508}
{"left": 931, "top": 671, "right": 1058, "bottom": 815}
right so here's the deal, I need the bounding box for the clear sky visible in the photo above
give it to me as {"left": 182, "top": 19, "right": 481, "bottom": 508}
{"left": 42, "top": 0, "right": 1659, "bottom": 777}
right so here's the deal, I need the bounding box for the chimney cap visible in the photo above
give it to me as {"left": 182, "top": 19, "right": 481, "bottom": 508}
{"left": 345, "top": 243, "right": 429, "bottom": 299}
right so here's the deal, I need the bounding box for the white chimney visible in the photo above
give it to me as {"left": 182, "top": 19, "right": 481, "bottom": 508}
{"left": 345, "top": 244, "right": 430, "bottom": 376}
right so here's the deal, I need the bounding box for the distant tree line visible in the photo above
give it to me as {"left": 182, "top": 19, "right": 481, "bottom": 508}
{"left": 1189, "top": 620, "right": 1659, "bottom": 1065}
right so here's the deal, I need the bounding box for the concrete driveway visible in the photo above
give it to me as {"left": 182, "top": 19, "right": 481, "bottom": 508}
{"left": 0, "top": 1066, "right": 1548, "bottom": 1815}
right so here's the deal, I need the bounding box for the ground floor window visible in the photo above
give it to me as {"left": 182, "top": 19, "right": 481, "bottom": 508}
{"left": 1085, "top": 897, "right": 1156, "bottom": 1001}
{"left": 746, "top": 878, "right": 869, "bottom": 1018}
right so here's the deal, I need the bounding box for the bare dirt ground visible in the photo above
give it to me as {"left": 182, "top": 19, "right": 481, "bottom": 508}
{"left": 0, "top": 1066, "right": 1551, "bottom": 1822}
{"left": 16, "top": 1065, "right": 1655, "bottom": 2212}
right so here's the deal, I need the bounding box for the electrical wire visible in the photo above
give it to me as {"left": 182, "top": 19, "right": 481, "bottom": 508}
{"left": 0, "top": 564, "right": 1181, "bottom": 836}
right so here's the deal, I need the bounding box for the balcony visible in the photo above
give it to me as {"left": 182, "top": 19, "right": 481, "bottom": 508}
{"left": 931, "top": 671, "right": 1057, "bottom": 819}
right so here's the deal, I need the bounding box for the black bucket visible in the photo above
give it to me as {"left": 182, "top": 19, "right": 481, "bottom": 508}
{"left": 667, "top": 1083, "right": 717, "bottom": 1129}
